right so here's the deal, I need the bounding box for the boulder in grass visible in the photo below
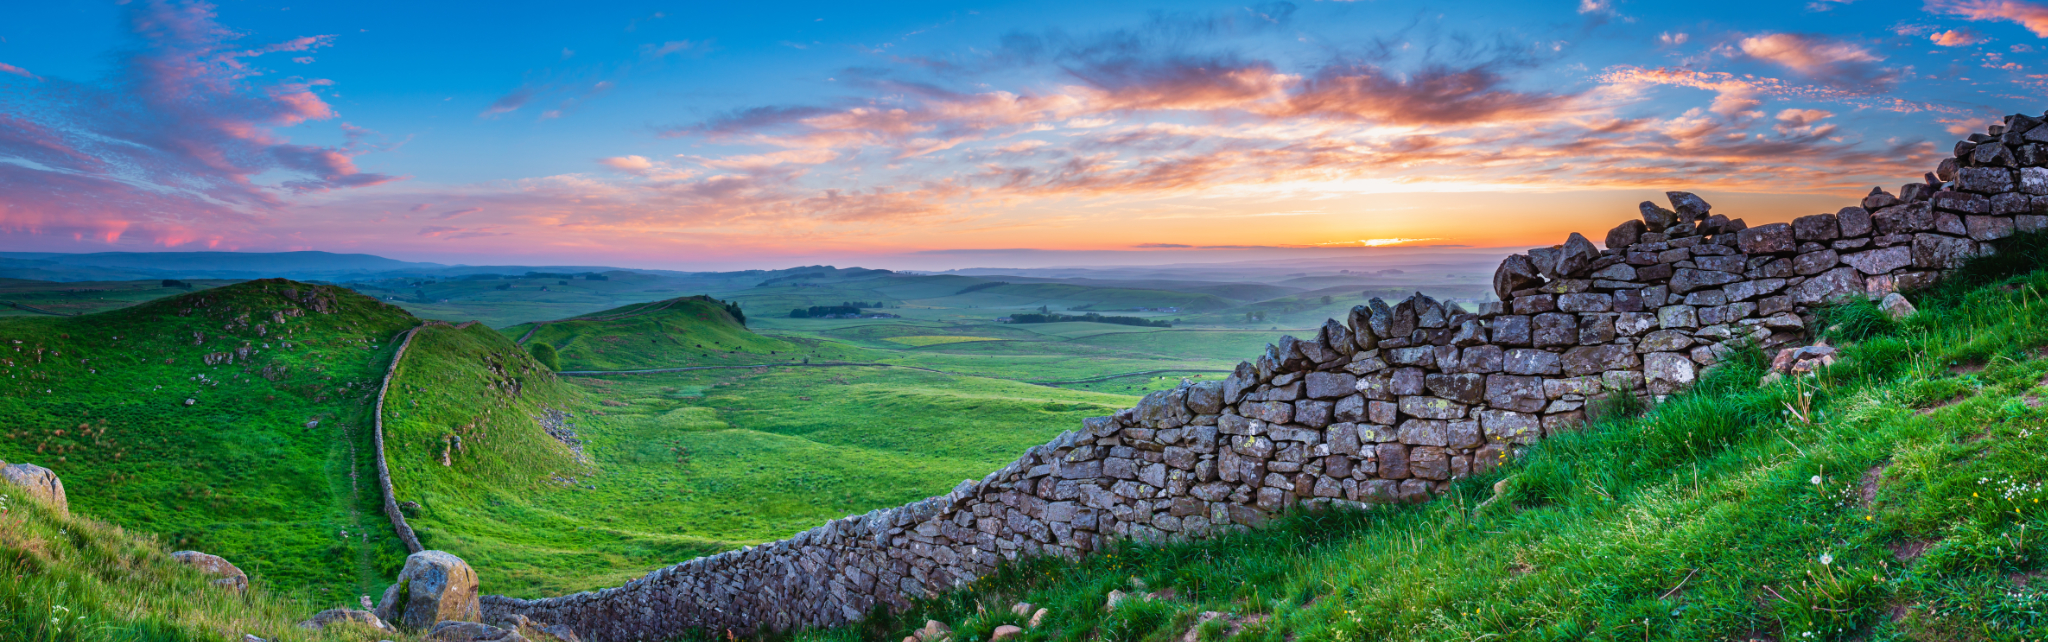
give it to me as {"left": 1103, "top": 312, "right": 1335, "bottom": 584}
{"left": 426, "top": 621, "right": 524, "bottom": 642}
{"left": 171, "top": 551, "right": 249, "bottom": 593}
{"left": 0, "top": 462, "right": 66, "bottom": 517}
{"left": 298, "top": 609, "right": 393, "bottom": 632}
{"left": 376, "top": 551, "right": 481, "bottom": 631}
{"left": 1880, "top": 292, "right": 1917, "bottom": 320}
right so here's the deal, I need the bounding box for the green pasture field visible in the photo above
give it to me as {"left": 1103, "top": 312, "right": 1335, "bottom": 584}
{"left": 0, "top": 278, "right": 235, "bottom": 317}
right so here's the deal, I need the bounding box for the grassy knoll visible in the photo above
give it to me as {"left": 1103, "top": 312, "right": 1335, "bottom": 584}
{"left": 0, "top": 279, "right": 416, "bottom": 603}
{"left": 0, "top": 494, "right": 398, "bottom": 642}
{"left": 504, "top": 296, "right": 864, "bottom": 372}
{"left": 800, "top": 254, "right": 2048, "bottom": 641}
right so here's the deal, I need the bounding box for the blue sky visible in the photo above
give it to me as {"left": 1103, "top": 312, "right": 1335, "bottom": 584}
{"left": 1, "top": 0, "right": 2044, "bottom": 269}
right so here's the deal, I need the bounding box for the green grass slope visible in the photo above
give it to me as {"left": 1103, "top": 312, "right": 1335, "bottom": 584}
{"left": 803, "top": 240, "right": 2048, "bottom": 642}
{"left": 377, "top": 322, "right": 637, "bottom": 597}
{"left": 0, "top": 279, "right": 417, "bottom": 602}
{"left": 503, "top": 296, "right": 863, "bottom": 372}
{"left": 1, "top": 494, "right": 397, "bottom": 642}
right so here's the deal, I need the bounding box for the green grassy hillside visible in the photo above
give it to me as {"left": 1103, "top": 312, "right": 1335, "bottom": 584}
{"left": 0, "top": 494, "right": 396, "bottom": 642}
{"left": 806, "top": 243, "right": 2048, "bottom": 642}
{"left": 0, "top": 279, "right": 417, "bottom": 602}
{"left": 502, "top": 296, "right": 861, "bottom": 372}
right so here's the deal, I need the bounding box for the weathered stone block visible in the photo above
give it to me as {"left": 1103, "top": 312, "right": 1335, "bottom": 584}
{"left": 1793, "top": 266, "right": 1865, "bottom": 304}
{"left": 1793, "top": 213, "right": 1840, "bottom": 241}
{"left": 1491, "top": 315, "right": 1532, "bottom": 346}
{"left": 1533, "top": 312, "right": 1577, "bottom": 347}
{"left": 1512, "top": 294, "right": 1557, "bottom": 315}
{"left": 1912, "top": 233, "right": 1979, "bottom": 269}
{"left": 1424, "top": 372, "right": 1486, "bottom": 404}
{"left": 1793, "top": 249, "right": 1840, "bottom": 276}
{"left": 1408, "top": 447, "right": 1450, "bottom": 481}
{"left": 1932, "top": 191, "right": 1990, "bottom": 215}
{"left": 1389, "top": 367, "right": 1426, "bottom": 396}
{"left": 1369, "top": 400, "right": 1399, "bottom": 425}
{"left": 1966, "top": 215, "right": 2015, "bottom": 241}
{"left": 1293, "top": 400, "right": 1333, "bottom": 428}
{"left": 1303, "top": 371, "right": 1356, "bottom": 399}
{"left": 1484, "top": 374, "right": 1545, "bottom": 413}
{"left": 1737, "top": 223, "right": 1795, "bottom": 254}
{"left": 1399, "top": 396, "right": 1467, "bottom": 420}
{"left": 1957, "top": 166, "right": 2015, "bottom": 194}
{"left": 1671, "top": 268, "right": 1741, "bottom": 293}
{"left": 1842, "top": 246, "right": 1911, "bottom": 275}
{"left": 1837, "top": 206, "right": 1873, "bottom": 237}
{"left": 1656, "top": 304, "right": 1698, "bottom": 330}
{"left": 1242, "top": 400, "right": 1292, "bottom": 424}
{"left": 1561, "top": 345, "right": 1638, "bottom": 377}
{"left": 1558, "top": 293, "right": 1612, "bottom": 313}
{"left": 1479, "top": 409, "right": 1542, "bottom": 444}
{"left": 1376, "top": 443, "right": 1410, "bottom": 479}
{"left": 1642, "top": 352, "right": 1697, "bottom": 396}
{"left": 1502, "top": 349, "right": 1562, "bottom": 376}
{"left": 1397, "top": 419, "right": 1449, "bottom": 447}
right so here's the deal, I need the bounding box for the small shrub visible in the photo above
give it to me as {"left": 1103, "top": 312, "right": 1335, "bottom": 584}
{"left": 528, "top": 342, "right": 560, "bottom": 371}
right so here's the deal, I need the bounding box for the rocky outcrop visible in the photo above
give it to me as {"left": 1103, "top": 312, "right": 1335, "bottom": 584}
{"left": 0, "top": 461, "right": 67, "bottom": 517}
{"left": 298, "top": 609, "right": 393, "bottom": 632}
{"left": 426, "top": 621, "right": 525, "bottom": 642}
{"left": 377, "top": 551, "right": 482, "bottom": 631}
{"left": 472, "top": 112, "right": 2048, "bottom": 641}
{"left": 171, "top": 551, "right": 249, "bottom": 593}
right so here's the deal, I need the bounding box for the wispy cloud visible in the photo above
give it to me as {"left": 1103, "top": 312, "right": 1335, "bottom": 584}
{"left": 0, "top": 0, "right": 399, "bottom": 247}
{"left": 1735, "top": 33, "right": 1898, "bottom": 91}
{"left": 1930, "top": 0, "right": 2048, "bottom": 37}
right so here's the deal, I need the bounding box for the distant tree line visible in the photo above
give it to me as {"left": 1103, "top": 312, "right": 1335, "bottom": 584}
{"left": 1006, "top": 312, "right": 1171, "bottom": 327}
{"left": 790, "top": 305, "right": 864, "bottom": 318}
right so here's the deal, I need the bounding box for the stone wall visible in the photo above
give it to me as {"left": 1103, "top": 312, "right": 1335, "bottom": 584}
{"left": 473, "top": 112, "right": 2048, "bottom": 641}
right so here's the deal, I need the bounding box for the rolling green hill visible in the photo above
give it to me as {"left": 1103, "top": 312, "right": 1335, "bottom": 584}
{"left": 0, "top": 279, "right": 418, "bottom": 602}
{"left": 503, "top": 296, "right": 867, "bottom": 372}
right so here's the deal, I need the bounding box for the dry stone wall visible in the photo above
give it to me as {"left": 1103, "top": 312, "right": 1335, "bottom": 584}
{"left": 474, "top": 112, "right": 2048, "bottom": 641}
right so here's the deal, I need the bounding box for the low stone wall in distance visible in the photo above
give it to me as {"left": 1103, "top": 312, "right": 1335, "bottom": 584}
{"left": 477, "top": 111, "right": 2048, "bottom": 641}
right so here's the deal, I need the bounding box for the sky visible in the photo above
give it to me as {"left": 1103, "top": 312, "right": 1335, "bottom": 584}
{"left": 0, "top": 0, "right": 2044, "bottom": 271}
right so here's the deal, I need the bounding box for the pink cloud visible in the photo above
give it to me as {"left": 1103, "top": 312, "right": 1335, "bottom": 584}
{"left": 0, "top": 0, "right": 400, "bottom": 247}
{"left": 1736, "top": 33, "right": 1896, "bottom": 91}
{"left": 1930, "top": 29, "right": 1989, "bottom": 45}
{"left": 0, "top": 63, "right": 38, "bottom": 81}
{"left": 1930, "top": 0, "right": 2048, "bottom": 37}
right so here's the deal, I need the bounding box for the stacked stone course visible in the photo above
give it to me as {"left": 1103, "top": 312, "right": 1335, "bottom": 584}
{"left": 476, "top": 112, "right": 2048, "bottom": 641}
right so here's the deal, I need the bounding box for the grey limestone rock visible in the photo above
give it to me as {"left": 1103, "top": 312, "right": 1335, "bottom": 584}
{"left": 1737, "top": 223, "right": 1796, "bottom": 255}
{"left": 299, "top": 609, "right": 393, "bottom": 632}
{"left": 1667, "top": 191, "right": 1712, "bottom": 221}
{"left": 427, "top": 621, "right": 524, "bottom": 642}
{"left": 0, "top": 462, "right": 66, "bottom": 517}
{"left": 377, "top": 551, "right": 482, "bottom": 631}
{"left": 172, "top": 551, "right": 248, "bottom": 593}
